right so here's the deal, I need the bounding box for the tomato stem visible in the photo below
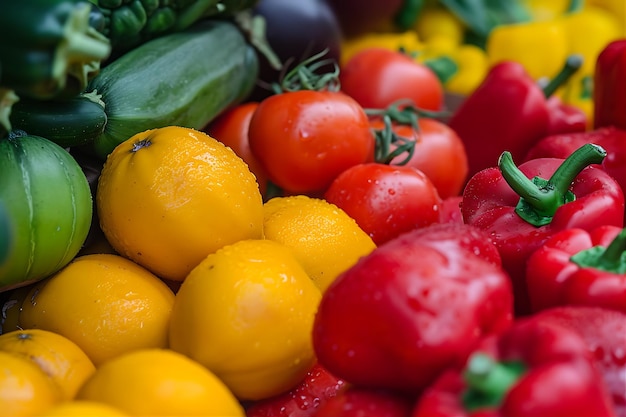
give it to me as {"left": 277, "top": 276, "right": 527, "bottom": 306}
{"left": 272, "top": 49, "right": 340, "bottom": 93}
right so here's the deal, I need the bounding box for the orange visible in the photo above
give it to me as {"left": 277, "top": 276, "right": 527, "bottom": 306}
{"left": 0, "top": 329, "right": 95, "bottom": 400}
{"left": 76, "top": 348, "right": 244, "bottom": 417}
{"left": 0, "top": 351, "right": 61, "bottom": 417}
{"left": 263, "top": 195, "right": 376, "bottom": 292}
{"left": 35, "top": 400, "right": 128, "bottom": 416}
{"left": 18, "top": 253, "right": 175, "bottom": 366}
{"left": 96, "top": 125, "right": 264, "bottom": 281}
{"left": 169, "top": 239, "right": 321, "bottom": 401}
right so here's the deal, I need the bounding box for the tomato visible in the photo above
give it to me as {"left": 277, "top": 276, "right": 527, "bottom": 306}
{"left": 248, "top": 90, "right": 374, "bottom": 195}
{"left": 339, "top": 48, "right": 444, "bottom": 112}
{"left": 324, "top": 163, "right": 442, "bottom": 245}
{"left": 204, "top": 102, "right": 269, "bottom": 196}
{"left": 370, "top": 117, "right": 469, "bottom": 199}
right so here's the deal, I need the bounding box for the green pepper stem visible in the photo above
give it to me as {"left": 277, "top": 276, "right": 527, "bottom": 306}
{"left": 570, "top": 228, "right": 626, "bottom": 273}
{"left": 542, "top": 54, "right": 584, "bottom": 98}
{"left": 499, "top": 144, "right": 607, "bottom": 226}
{"left": 566, "top": 0, "right": 584, "bottom": 13}
{"left": 462, "top": 353, "right": 525, "bottom": 411}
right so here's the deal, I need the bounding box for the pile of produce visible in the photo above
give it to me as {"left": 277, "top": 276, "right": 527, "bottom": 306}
{"left": 0, "top": 0, "right": 625, "bottom": 416}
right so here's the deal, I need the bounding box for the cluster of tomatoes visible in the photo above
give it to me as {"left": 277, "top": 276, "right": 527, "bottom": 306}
{"left": 207, "top": 47, "right": 467, "bottom": 246}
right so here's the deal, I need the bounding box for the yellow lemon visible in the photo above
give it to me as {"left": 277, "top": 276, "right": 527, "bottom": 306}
{"left": 97, "top": 125, "right": 264, "bottom": 282}
{"left": 0, "top": 351, "right": 61, "bottom": 417}
{"left": 169, "top": 239, "right": 321, "bottom": 401}
{"left": 263, "top": 195, "right": 376, "bottom": 292}
{"left": 0, "top": 329, "right": 95, "bottom": 400}
{"left": 18, "top": 253, "right": 175, "bottom": 366}
{"left": 35, "top": 400, "right": 128, "bottom": 416}
{"left": 77, "top": 348, "right": 244, "bottom": 417}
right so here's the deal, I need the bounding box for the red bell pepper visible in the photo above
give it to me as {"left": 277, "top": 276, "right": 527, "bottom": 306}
{"left": 245, "top": 362, "right": 346, "bottom": 417}
{"left": 411, "top": 317, "right": 617, "bottom": 417}
{"left": 312, "top": 386, "right": 414, "bottom": 417}
{"left": 526, "top": 225, "right": 626, "bottom": 314}
{"left": 524, "top": 126, "right": 626, "bottom": 217}
{"left": 313, "top": 224, "right": 514, "bottom": 394}
{"left": 448, "top": 55, "right": 586, "bottom": 178}
{"left": 594, "top": 39, "right": 626, "bottom": 131}
{"left": 462, "top": 144, "right": 625, "bottom": 316}
{"left": 530, "top": 306, "right": 626, "bottom": 417}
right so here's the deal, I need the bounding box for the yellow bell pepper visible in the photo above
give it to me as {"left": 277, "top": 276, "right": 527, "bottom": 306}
{"left": 415, "top": 35, "right": 488, "bottom": 96}
{"left": 486, "top": 19, "right": 569, "bottom": 80}
{"left": 413, "top": 6, "right": 466, "bottom": 45}
{"left": 560, "top": 71, "right": 594, "bottom": 129}
{"left": 560, "top": 6, "right": 622, "bottom": 73}
{"left": 586, "top": 0, "right": 626, "bottom": 36}
{"left": 340, "top": 31, "right": 422, "bottom": 66}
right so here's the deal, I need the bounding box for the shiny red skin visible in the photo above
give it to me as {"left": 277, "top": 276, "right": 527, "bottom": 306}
{"left": 339, "top": 48, "right": 444, "bottom": 112}
{"left": 369, "top": 117, "right": 469, "bottom": 199}
{"left": 545, "top": 96, "right": 588, "bottom": 135}
{"left": 312, "top": 229, "right": 514, "bottom": 394}
{"left": 594, "top": 39, "right": 626, "bottom": 131}
{"left": 526, "top": 225, "right": 626, "bottom": 314}
{"left": 448, "top": 61, "right": 551, "bottom": 179}
{"left": 462, "top": 157, "right": 625, "bottom": 316}
{"left": 204, "top": 102, "right": 269, "bottom": 196}
{"left": 524, "top": 127, "right": 626, "bottom": 218}
{"left": 402, "top": 222, "right": 502, "bottom": 268}
{"left": 248, "top": 90, "right": 374, "bottom": 195}
{"left": 313, "top": 387, "right": 414, "bottom": 417}
{"left": 531, "top": 306, "right": 626, "bottom": 417}
{"left": 323, "top": 162, "right": 442, "bottom": 245}
{"left": 412, "top": 318, "right": 617, "bottom": 417}
{"left": 439, "top": 196, "right": 464, "bottom": 225}
{"left": 245, "top": 362, "right": 345, "bottom": 417}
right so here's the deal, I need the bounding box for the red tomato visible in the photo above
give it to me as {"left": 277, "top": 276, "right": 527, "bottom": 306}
{"left": 248, "top": 90, "right": 375, "bottom": 194}
{"left": 370, "top": 117, "right": 469, "bottom": 199}
{"left": 204, "top": 102, "right": 269, "bottom": 196}
{"left": 324, "top": 163, "right": 442, "bottom": 245}
{"left": 339, "top": 48, "right": 444, "bottom": 111}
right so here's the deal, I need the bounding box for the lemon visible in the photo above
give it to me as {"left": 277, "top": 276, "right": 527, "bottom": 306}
{"left": 263, "top": 195, "right": 376, "bottom": 292}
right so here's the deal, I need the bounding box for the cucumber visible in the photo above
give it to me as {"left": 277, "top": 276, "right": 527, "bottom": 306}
{"left": 87, "top": 18, "right": 259, "bottom": 159}
{"left": 9, "top": 92, "right": 107, "bottom": 148}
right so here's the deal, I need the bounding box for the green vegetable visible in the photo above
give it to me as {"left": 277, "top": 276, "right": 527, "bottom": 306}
{"left": 90, "top": 0, "right": 259, "bottom": 55}
{"left": 85, "top": 18, "right": 258, "bottom": 159}
{"left": 0, "top": 130, "right": 93, "bottom": 292}
{"left": 9, "top": 92, "right": 107, "bottom": 148}
{"left": 0, "top": 202, "right": 11, "bottom": 268}
{"left": 0, "top": 0, "right": 111, "bottom": 100}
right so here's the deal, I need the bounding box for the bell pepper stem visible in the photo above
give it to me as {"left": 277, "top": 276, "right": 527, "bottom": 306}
{"left": 462, "top": 353, "right": 525, "bottom": 411}
{"left": 499, "top": 144, "right": 607, "bottom": 226}
{"left": 542, "top": 54, "right": 584, "bottom": 98}
{"left": 570, "top": 228, "right": 626, "bottom": 273}
{"left": 566, "top": 0, "right": 584, "bottom": 13}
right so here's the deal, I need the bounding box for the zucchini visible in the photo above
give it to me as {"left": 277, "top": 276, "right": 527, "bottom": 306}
{"left": 86, "top": 18, "right": 258, "bottom": 159}
{"left": 9, "top": 92, "right": 107, "bottom": 148}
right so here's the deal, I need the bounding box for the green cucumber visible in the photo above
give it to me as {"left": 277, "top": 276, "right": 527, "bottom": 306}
{"left": 87, "top": 18, "right": 259, "bottom": 159}
{"left": 9, "top": 92, "right": 107, "bottom": 148}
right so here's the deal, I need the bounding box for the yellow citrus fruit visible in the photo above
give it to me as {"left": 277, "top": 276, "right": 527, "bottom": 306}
{"left": 96, "top": 125, "right": 264, "bottom": 282}
{"left": 18, "top": 253, "right": 175, "bottom": 366}
{"left": 35, "top": 400, "right": 128, "bottom": 417}
{"left": 0, "top": 351, "right": 61, "bottom": 417}
{"left": 169, "top": 239, "right": 322, "bottom": 401}
{"left": 263, "top": 195, "right": 376, "bottom": 292}
{"left": 0, "top": 329, "right": 95, "bottom": 400}
{"left": 76, "top": 348, "right": 244, "bottom": 417}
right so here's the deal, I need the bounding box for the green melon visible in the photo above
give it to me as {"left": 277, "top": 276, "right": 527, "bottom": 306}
{"left": 0, "top": 130, "right": 93, "bottom": 291}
